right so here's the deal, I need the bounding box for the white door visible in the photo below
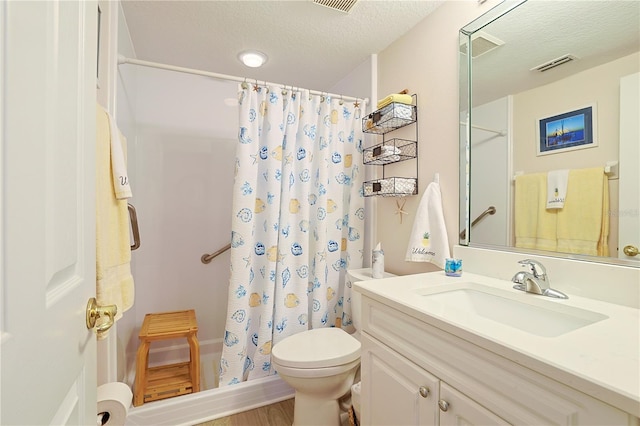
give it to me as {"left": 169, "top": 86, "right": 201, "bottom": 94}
{"left": 618, "top": 73, "right": 640, "bottom": 262}
{"left": 360, "top": 334, "right": 439, "bottom": 425}
{"left": 1, "top": 1, "right": 98, "bottom": 425}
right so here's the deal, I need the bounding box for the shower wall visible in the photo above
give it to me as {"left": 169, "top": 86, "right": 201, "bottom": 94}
{"left": 125, "top": 67, "right": 238, "bottom": 380}
{"left": 117, "top": 4, "right": 238, "bottom": 379}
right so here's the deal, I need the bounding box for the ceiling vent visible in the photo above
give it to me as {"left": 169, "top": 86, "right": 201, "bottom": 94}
{"left": 459, "top": 31, "right": 504, "bottom": 58}
{"left": 531, "top": 54, "right": 578, "bottom": 72}
{"left": 313, "top": 0, "right": 358, "bottom": 13}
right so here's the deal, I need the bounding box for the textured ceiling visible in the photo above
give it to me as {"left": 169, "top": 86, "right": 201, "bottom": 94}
{"left": 465, "top": 0, "right": 640, "bottom": 106}
{"left": 120, "top": 0, "right": 444, "bottom": 92}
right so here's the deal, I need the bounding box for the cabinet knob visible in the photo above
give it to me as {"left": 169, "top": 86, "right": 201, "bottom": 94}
{"left": 438, "top": 400, "right": 450, "bottom": 412}
{"left": 419, "top": 386, "right": 429, "bottom": 398}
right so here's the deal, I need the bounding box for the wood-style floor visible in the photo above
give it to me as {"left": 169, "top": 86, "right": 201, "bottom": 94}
{"left": 194, "top": 399, "right": 294, "bottom": 426}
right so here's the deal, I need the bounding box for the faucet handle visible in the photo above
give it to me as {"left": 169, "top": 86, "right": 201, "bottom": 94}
{"left": 517, "top": 259, "right": 547, "bottom": 278}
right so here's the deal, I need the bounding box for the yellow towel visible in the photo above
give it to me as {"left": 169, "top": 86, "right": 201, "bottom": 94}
{"left": 376, "top": 93, "right": 413, "bottom": 109}
{"left": 557, "top": 168, "right": 609, "bottom": 256}
{"left": 96, "top": 104, "right": 135, "bottom": 337}
{"left": 514, "top": 173, "right": 557, "bottom": 251}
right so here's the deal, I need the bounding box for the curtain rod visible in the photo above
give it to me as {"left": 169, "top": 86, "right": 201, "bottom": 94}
{"left": 117, "top": 56, "right": 368, "bottom": 104}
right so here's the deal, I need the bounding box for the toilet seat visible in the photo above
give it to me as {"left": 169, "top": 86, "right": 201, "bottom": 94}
{"left": 272, "top": 328, "right": 360, "bottom": 369}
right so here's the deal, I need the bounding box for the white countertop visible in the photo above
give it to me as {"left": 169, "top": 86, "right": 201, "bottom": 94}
{"left": 354, "top": 271, "right": 640, "bottom": 417}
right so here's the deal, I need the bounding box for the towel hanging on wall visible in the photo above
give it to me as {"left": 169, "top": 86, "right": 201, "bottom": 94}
{"left": 557, "top": 167, "right": 609, "bottom": 256}
{"left": 405, "top": 173, "right": 450, "bottom": 269}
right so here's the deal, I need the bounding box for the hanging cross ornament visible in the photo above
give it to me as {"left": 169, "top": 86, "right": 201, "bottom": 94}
{"left": 394, "top": 198, "right": 409, "bottom": 224}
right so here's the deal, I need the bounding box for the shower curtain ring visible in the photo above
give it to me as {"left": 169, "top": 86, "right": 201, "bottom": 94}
{"left": 253, "top": 79, "right": 260, "bottom": 92}
{"left": 241, "top": 78, "right": 248, "bottom": 90}
{"left": 264, "top": 81, "right": 269, "bottom": 93}
{"left": 339, "top": 94, "right": 344, "bottom": 105}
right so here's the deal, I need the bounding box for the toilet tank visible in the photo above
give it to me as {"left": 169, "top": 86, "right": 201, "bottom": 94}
{"left": 347, "top": 268, "right": 396, "bottom": 333}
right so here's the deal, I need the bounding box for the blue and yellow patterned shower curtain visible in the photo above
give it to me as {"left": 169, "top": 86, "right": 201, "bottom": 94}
{"left": 219, "top": 85, "right": 366, "bottom": 385}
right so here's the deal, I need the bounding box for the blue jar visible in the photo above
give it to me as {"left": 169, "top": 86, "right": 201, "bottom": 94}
{"left": 445, "top": 258, "right": 462, "bottom": 277}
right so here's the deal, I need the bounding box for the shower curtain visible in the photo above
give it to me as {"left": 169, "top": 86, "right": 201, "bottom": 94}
{"left": 219, "top": 85, "right": 366, "bottom": 385}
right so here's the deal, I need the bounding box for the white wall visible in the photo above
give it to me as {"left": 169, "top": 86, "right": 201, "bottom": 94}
{"left": 376, "top": 1, "right": 499, "bottom": 275}
{"left": 469, "top": 97, "right": 509, "bottom": 246}
{"left": 512, "top": 52, "right": 639, "bottom": 254}
{"left": 330, "top": 56, "right": 372, "bottom": 101}
{"left": 126, "top": 67, "right": 237, "bottom": 379}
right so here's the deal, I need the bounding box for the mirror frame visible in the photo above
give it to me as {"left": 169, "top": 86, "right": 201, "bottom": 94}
{"left": 458, "top": 0, "right": 639, "bottom": 268}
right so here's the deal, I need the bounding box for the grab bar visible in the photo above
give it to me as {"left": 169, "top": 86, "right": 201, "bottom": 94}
{"left": 201, "top": 243, "right": 231, "bottom": 264}
{"left": 128, "top": 203, "right": 140, "bottom": 250}
{"left": 459, "top": 206, "right": 496, "bottom": 239}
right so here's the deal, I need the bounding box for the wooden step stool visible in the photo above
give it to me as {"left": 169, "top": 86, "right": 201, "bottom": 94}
{"left": 134, "top": 309, "right": 200, "bottom": 406}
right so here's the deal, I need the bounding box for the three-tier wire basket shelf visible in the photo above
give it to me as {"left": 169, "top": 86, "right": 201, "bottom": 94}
{"left": 362, "top": 94, "right": 418, "bottom": 197}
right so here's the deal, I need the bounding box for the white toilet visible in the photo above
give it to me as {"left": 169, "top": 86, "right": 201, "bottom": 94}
{"left": 271, "top": 268, "right": 395, "bottom": 426}
{"left": 272, "top": 327, "right": 360, "bottom": 426}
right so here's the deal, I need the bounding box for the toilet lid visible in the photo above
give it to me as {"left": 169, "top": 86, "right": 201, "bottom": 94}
{"left": 271, "top": 328, "right": 361, "bottom": 369}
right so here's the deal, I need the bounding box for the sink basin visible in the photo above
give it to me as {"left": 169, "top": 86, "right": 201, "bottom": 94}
{"left": 416, "top": 284, "right": 608, "bottom": 337}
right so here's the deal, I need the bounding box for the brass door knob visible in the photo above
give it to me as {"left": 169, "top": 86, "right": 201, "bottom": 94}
{"left": 623, "top": 245, "right": 639, "bottom": 257}
{"left": 86, "top": 298, "right": 117, "bottom": 333}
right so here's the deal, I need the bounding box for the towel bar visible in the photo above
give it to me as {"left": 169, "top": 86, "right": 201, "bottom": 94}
{"left": 512, "top": 161, "right": 619, "bottom": 181}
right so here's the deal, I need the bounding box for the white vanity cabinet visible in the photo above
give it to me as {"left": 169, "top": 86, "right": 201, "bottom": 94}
{"left": 359, "top": 296, "right": 634, "bottom": 426}
{"left": 361, "top": 333, "right": 440, "bottom": 425}
{"left": 361, "top": 333, "right": 509, "bottom": 425}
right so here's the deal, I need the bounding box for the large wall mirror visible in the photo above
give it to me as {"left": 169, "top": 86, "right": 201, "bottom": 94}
{"left": 459, "top": 0, "right": 640, "bottom": 266}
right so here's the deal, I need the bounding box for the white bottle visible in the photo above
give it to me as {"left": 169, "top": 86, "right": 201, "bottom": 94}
{"left": 371, "top": 242, "right": 384, "bottom": 279}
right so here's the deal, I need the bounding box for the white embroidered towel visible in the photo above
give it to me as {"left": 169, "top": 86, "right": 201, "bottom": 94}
{"left": 546, "top": 169, "right": 569, "bottom": 209}
{"left": 106, "top": 111, "right": 132, "bottom": 200}
{"left": 405, "top": 174, "right": 450, "bottom": 269}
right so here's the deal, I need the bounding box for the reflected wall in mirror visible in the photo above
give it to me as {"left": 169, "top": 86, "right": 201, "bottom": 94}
{"left": 459, "top": 0, "right": 640, "bottom": 266}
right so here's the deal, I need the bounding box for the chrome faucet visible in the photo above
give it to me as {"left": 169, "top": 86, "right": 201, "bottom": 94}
{"left": 511, "top": 259, "right": 568, "bottom": 299}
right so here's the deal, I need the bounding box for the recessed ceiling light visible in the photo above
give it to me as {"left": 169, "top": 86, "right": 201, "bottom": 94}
{"left": 238, "top": 50, "right": 268, "bottom": 68}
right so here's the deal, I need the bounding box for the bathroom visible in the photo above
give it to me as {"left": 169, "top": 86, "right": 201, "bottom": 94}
{"left": 110, "top": 2, "right": 469, "bottom": 422}
{"left": 0, "top": 0, "right": 638, "bottom": 425}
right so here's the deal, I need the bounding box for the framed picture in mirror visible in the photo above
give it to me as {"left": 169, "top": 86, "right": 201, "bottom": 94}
{"left": 537, "top": 104, "right": 597, "bottom": 156}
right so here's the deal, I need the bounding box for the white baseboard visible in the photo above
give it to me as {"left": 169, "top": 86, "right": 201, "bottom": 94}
{"left": 125, "top": 375, "right": 294, "bottom": 425}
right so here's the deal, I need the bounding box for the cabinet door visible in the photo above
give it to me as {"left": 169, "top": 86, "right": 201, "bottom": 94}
{"left": 361, "top": 334, "right": 439, "bottom": 425}
{"left": 439, "top": 382, "right": 511, "bottom": 426}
